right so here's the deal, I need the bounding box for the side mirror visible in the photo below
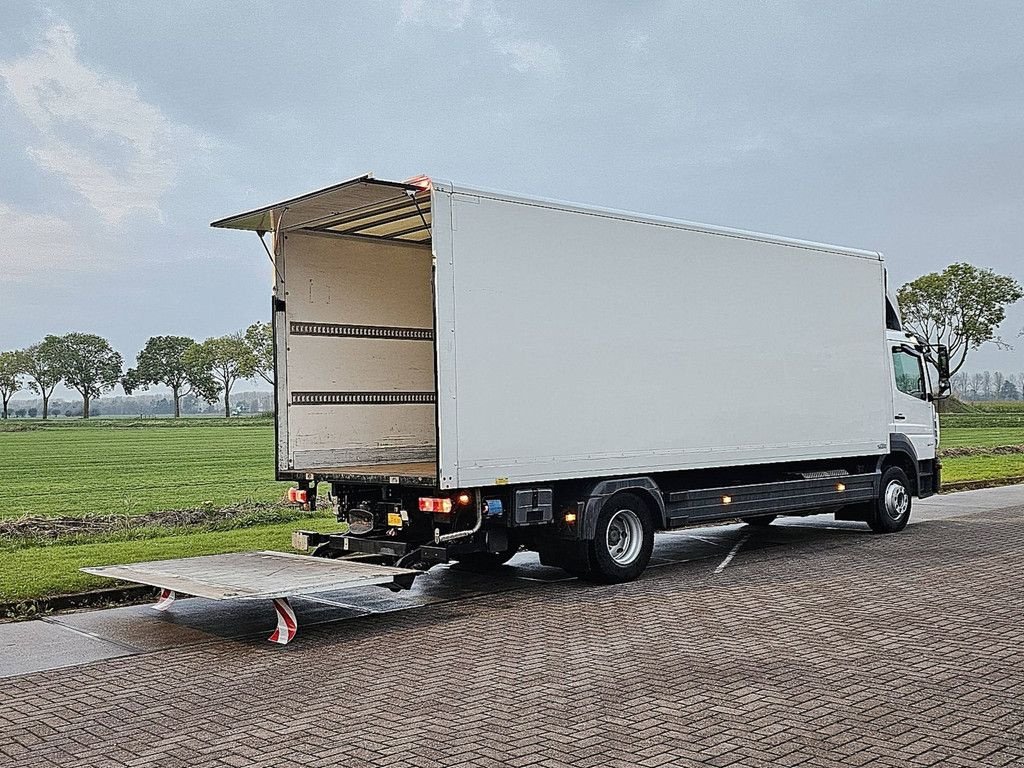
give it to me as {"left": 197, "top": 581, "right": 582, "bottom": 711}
{"left": 926, "top": 344, "right": 952, "bottom": 400}
{"left": 935, "top": 345, "right": 951, "bottom": 397}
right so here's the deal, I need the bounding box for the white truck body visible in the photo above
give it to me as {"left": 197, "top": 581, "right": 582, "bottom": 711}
{"left": 215, "top": 176, "right": 903, "bottom": 489}
{"left": 210, "top": 174, "right": 945, "bottom": 583}
{"left": 433, "top": 184, "right": 892, "bottom": 488}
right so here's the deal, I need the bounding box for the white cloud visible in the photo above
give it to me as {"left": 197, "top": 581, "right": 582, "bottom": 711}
{"left": 399, "top": 0, "right": 562, "bottom": 76}
{"left": 399, "top": 0, "right": 474, "bottom": 30}
{"left": 0, "top": 202, "right": 92, "bottom": 281}
{"left": 492, "top": 37, "right": 562, "bottom": 75}
{"left": 0, "top": 22, "right": 211, "bottom": 224}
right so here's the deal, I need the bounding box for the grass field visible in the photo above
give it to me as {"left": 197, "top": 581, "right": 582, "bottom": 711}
{"left": 1, "top": 410, "right": 1023, "bottom": 606}
{"left": 941, "top": 405, "right": 1024, "bottom": 483}
{"left": 941, "top": 454, "right": 1024, "bottom": 483}
{"left": 0, "top": 517, "right": 345, "bottom": 605}
{"left": 0, "top": 418, "right": 289, "bottom": 518}
{"left": 938, "top": 427, "right": 1024, "bottom": 448}
{"left": 0, "top": 417, "right": 314, "bottom": 606}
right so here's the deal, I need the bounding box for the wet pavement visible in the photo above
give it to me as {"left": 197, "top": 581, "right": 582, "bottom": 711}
{"left": 1, "top": 485, "right": 1023, "bottom": 767}
{"left": 1, "top": 484, "right": 1019, "bottom": 679}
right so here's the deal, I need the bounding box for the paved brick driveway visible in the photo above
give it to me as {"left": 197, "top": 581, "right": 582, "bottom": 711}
{"left": 1, "top": 507, "right": 1022, "bottom": 767}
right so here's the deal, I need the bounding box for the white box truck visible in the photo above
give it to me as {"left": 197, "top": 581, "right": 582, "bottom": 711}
{"left": 208, "top": 173, "right": 949, "bottom": 584}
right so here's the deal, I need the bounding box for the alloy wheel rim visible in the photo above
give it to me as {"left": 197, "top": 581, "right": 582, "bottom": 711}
{"left": 884, "top": 480, "right": 909, "bottom": 520}
{"left": 606, "top": 509, "right": 643, "bottom": 565}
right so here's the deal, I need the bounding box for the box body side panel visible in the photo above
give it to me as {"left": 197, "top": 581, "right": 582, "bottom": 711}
{"left": 447, "top": 193, "right": 889, "bottom": 487}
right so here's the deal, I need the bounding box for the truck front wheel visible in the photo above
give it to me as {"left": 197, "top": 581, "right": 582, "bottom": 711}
{"left": 584, "top": 493, "right": 654, "bottom": 583}
{"left": 867, "top": 466, "right": 912, "bottom": 533}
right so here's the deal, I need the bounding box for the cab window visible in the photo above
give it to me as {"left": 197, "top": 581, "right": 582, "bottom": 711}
{"left": 892, "top": 348, "right": 926, "bottom": 399}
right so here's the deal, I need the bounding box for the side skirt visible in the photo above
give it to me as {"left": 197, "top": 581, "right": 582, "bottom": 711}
{"left": 663, "top": 472, "right": 879, "bottom": 527}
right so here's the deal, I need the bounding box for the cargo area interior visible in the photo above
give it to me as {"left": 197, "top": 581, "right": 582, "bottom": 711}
{"left": 213, "top": 178, "right": 438, "bottom": 484}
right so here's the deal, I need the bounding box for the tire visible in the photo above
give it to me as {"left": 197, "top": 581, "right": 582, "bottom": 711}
{"left": 867, "top": 466, "right": 913, "bottom": 533}
{"left": 453, "top": 546, "right": 518, "bottom": 573}
{"left": 741, "top": 515, "right": 777, "bottom": 527}
{"left": 583, "top": 493, "right": 655, "bottom": 584}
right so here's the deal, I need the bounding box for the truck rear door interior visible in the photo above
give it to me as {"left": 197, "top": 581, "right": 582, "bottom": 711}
{"left": 211, "top": 176, "right": 437, "bottom": 484}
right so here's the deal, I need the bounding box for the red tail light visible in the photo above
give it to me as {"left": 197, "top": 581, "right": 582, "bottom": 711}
{"left": 419, "top": 497, "right": 453, "bottom": 514}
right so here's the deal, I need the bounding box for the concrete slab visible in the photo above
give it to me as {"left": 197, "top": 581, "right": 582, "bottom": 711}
{"left": 917, "top": 484, "right": 1024, "bottom": 520}
{"left": 47, "top": 603, "right": 215, "bottom": 652}
{"left": 0, "top": 618, "right": 134, "bottom": 678}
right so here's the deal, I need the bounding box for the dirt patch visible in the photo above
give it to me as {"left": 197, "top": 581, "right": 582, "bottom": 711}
{"left": 0, "top": 501, "right": 321, "bottom": 544}
{"left": 940, "top": 444, "right": 1024, "bottom": 458}
{"left": 0, "top": 585, "right": 160, "bottom": 622}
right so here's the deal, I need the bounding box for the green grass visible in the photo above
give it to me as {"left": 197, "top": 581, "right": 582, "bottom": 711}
{"left": 967, "top": 401, "right": 1024, "bottom": 413}
{"left": 939, "top": 427, "right": 1024, "bottom": 448}
{"left": 940, "top": 413, "right": 1024, "bottom": 429}
{"left": 0, "top": 418, "right": 289, "bottom": 518}
{"left": 0, "top": 516, "right": 344, "bottom": 604}
{"left": 941, "top": 455, "right": 1024, "bottom": 484}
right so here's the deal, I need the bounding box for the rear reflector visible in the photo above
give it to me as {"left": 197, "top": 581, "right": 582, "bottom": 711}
{"left": 288, "top": 488, "right": 308, "bottom": 504}
{"left": 419, "top": 497, "right": 453, "bottom": 514}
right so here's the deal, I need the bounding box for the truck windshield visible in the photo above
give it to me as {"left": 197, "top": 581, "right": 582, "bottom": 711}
{"left": 891, "top": 348, "right": 926, "bottom": 399}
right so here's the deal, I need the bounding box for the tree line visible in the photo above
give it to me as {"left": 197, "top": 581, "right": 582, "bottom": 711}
{"left": 0, "top": 323, "right": 272, "bottom": 420}
{"left": 4, "top": 391, "right": 274, "bottom": 419}
{"left": 4, "top": 262, "right": 1023, "bottom": 419}
{"left": 950, "top": 371, "right": 1024, "bottom": 401}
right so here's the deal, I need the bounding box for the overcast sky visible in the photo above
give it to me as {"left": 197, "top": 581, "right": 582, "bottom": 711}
{"left": 2, "top": 0, "right": 1024, "bottom": 395}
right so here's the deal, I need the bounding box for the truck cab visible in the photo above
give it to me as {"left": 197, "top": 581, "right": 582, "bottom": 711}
{"left": 883, "top": 286, "right": 947, "bottom": 500}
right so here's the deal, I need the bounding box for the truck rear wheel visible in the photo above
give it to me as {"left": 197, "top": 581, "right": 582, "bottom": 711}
{"left": 867, "top": 466, "right": 912, "bottom": 533}
{"left": 584, "top": 493, "right": 654, "bottom": 584}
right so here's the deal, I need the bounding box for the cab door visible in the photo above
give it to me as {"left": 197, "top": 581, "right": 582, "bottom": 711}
{"left": 888, "top": 341, "right": 936, "bottom": 460}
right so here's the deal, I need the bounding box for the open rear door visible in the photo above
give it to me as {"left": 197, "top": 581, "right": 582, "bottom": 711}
{"left": 213, "top": 175, "right": 439, "bottom": 487}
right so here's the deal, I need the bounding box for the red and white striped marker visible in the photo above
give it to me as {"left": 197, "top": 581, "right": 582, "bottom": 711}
{"left": 268, "top": 598, "right": 297, "bottom": 645}
{"left": 152, "top": 589, "right": 176, "bottom": 611}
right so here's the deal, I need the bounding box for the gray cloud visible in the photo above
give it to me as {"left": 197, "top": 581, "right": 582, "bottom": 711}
{"left": 0, "top": 22, "right": 212, "bottom": 226}
{"left": 1, "top": 1, "right": 1023, "bottom": 377}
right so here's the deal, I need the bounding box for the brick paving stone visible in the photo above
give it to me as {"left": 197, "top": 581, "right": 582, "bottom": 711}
{"left": 1, "top": 508, "right": 1023, "bottom": 767}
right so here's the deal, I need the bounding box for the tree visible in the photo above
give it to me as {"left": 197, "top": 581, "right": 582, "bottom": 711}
{"left": 123, "top": 336, "right": 218, "bottom": 418}
{"left": 21, "top": 338, "right": 63, "bottom": 419}
{"left": 950, "top": 372, "right": 969, "bottom": 399}
{"left": 999, "top": 379, "right": 1020, "bottom": 400}
{"left": 184, "top": 334, "right": 256, "bottom": 418}
{"left": 51, "top": 333, "right": 123, "bottom": 419}
{"left": 969, "top": 372, "right": 983, "bottom": 401}
{"left": 898, "top": 263, "right": 1024, "bottom": 377}
{"left": 0, "top": 350, "right": 26, "bottom": 419}
{"left": 244, "top": 321, "right": 274, "bottom": 386}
